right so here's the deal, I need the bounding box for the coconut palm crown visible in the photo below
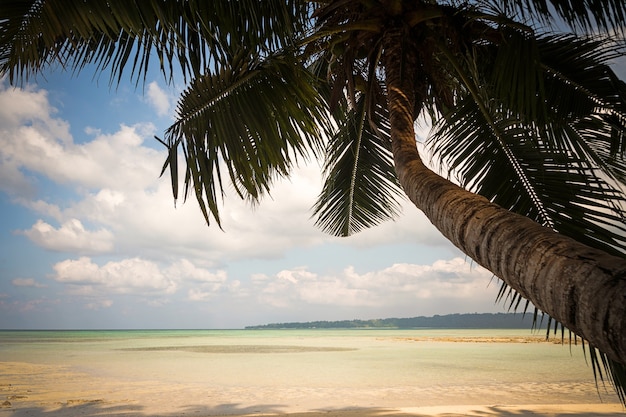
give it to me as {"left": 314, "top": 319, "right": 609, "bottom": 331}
{"left": 1, "top": 0, "right": 626, "bottom": 401}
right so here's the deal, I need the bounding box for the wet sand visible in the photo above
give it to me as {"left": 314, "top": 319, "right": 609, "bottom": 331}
{"left": 1, "top": 361, "right": 623, "bottom": 417}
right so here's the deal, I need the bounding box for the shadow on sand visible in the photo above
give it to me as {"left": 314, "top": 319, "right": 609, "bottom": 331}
{"left": 1, "top": 401, "right": 624, "bottom": 417}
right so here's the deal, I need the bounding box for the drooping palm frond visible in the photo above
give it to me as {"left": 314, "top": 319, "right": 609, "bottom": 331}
{"left": 579, "top": 341, "right": 626, "bottom": 404}
{"left": 0, "top": 0, "right": 310, "bottom": 85}
{"left": 313, "top": 95, "right": 404, "bottom": 236}
{"left": 163, "top": 51, "right": 333, "bottom": 227}
{"left": 439, "top": 100, "right": 626, "bottom": 252}
{"left": 488, "top": 0, "right": 626, "bottom": 33}
{"left": 430, "top": 30, "right": 626, "bottom": 255}
{"left": 536, "top": 35, "right": 626, "bottom": 181}
{"left": 489, "top": 26, "right": 546, "bottom": 125}
{"left": 430, "top": 94, "right": 626, "bottom": 258}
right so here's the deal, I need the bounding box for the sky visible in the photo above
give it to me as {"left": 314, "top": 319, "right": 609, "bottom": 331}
{"left": 0, "top": 51, "right": 622, "bottom": 330}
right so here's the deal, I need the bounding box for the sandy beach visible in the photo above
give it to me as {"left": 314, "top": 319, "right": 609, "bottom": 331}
{"left": 1, "top": 329, "right": 624, "bottom": 417}
{"left": 1, "top": 361, "right": 623, "bottom": 417}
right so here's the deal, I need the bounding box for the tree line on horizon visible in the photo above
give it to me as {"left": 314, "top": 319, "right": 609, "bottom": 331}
{"left": 246, "top": 312, "right": 537, "bottom": 330}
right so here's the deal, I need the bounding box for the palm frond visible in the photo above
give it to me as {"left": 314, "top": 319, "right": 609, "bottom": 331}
{"left": 538, "top": 35, "right": 626, "bottom": 112}
{"left": 164, "top": 52, "right": 332, "bottom": 227}
{"left": 493, "top": 0, "right": 626, "bottom": 32}
{"left": 491, "top": 26, "right": 546, "bottom": 124}
{"left": 489, "top": 33, "right": 626, "bottom": 128}
{"left": 536, "top": 35, "right": 626, "bottom": 180}
{"left": 429, "top": 30, "right": 626, "bottom": 254}
{"left": 0, "top": 0, "right": 310, "bottom": 85}
{"left": 430, "top": 93, "right": 626, "bottom": 256}
{"left": 583, "top": 341, "right": 626, "bottom": 404}
{"left": 313, "top": 96, "right": 404, "bottom": 236}
{"left": 577, "top": 115, "right": 626, "bottom": 184}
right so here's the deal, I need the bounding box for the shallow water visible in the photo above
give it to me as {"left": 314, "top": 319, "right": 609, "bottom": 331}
{"left": 0, "top": 328, "right": 620, "bottom": 412}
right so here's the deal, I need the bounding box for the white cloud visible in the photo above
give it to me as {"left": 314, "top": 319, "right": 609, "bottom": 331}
{"left": 0, "top": 81, "right": 457, "bottom": 266}
{"left": 0, "top": 87, "right": 161, "bottom": 192}
{"left": 44, "top": 254, "right": 499, "bottom": 320}
{"left": 187, "top": 288, "right": 216, "bottom": 302}
{"left": 12, "top": 278, "right": 47, "bottom": 288}
{"left": 146, "top": 81, "right": 171, "bottom": 117}
{"left": 49, "top": 257, "right": 232, "bottom": 302}
{"left": 0, "top": 84, "right": 71, "bottom": 141}
{"left": 0, "top": 159, "right": 37, "bottom": 197}
{"left": 0, "top": 80, "right": 324, "bottom": 260}
{"left": 167, "top": 259, "right": 227, "bottom": 284}
{"left": 168, "top": 259, "right": 228, "bottom": 301}
{"left": 52, "top": 257, "right": 178, "bottom": 296}
{"left": 20, "top": 219, "right": 114, "bottom": 254}
{"left": 255, "top": 257, "right": 495, "bottom": 309}
{"left": 21, "top": 200, "right": 64, "bottom": 222}
{"left": 0, "top": 83, "right": 71, "bottom": 197}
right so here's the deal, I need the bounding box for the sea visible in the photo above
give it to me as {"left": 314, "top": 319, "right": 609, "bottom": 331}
{"left": 0, "top": 328, "right": 621, "bottom": 415}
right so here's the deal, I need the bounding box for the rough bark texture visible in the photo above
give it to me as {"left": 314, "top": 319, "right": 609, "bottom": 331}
{"left": 382, "top": 29, "right": 626, "bottom": 366}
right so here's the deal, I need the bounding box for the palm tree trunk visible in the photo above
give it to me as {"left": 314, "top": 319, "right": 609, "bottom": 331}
{"left": 382, "top": 29, "right": 626, "bottom": 366}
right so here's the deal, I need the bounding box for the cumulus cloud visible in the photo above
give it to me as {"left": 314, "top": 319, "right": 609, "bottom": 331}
{"left": 0, "top": 159, "right": 37, "bottom": 198}
{"left": 52, "top": 257, "right": 178, "bottom": 296}
{"left": 146, "top": 81, "right": 171, "bottom": 117}
{"left": 255, "top": 258, "right": 494, "bottom": 310}
{"left": 0, "top": 84, "right": 70, "bottom": 140}
{"left": 187, "top": 288, "right": 216, "bottom": 302}
{"left": 0, "top": 83, "right": 71, "bottom": 197}
{"left": 0, "top": 91, "right": 161, "bottom": 192}
{"left": 20, "top": 219, "right": 114, "bottom": 254}
{"left": 22, "top": 200, "right": 64, "bottom": 223}
{"left": 168, "top": 259, "right": 227, "bottom": 285}
{"left": 49, "top": 256, "right": 234, "bottom": 304}
{"left": 44, "top": 254, "right": 497, "bottom": 319}
{"left": 0, "top": 81, "right": 323, "bottom": 261}
{"left": 0, "top": 81, "right": 458, "bottom": 268}
{"left": 167, "top": 259, "right": 228, "bottom": 301}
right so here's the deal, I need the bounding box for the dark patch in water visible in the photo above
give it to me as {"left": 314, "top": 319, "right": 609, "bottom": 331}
{"left": 119, "top": 345, "right": 356, "bottom": 354}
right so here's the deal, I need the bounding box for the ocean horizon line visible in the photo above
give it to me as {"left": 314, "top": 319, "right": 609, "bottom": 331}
{"left": 0, "top": 312, "right": 540, "bottom": 332}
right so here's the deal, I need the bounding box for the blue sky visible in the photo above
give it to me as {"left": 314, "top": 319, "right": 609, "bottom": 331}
{"left": 1, "top": 51, "right": 622, "bottom": 330}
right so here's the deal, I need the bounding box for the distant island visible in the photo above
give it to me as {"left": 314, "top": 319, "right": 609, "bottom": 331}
{"left": 245, "top": 312, "right": 539, "bottom": 330}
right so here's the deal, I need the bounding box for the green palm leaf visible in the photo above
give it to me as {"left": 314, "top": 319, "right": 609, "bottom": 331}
{"left": 313, "top": 95, "right": 404, "bottom": 236}
{"left": 496, "top": 0, "right": 626, "bottom": 32}
{"left": 431, "top": 93, "right": 626, "bottom": 255}
{"left": 0, "top": 0, "right": 309, "bottom": 84}
{"left": 536, "top": 35, "right": 626, "bottom": 181}
{"left": 431, "top": 31, "right": 626, "bottom": 254}
{"left": 164, "top": 52, "right": 332, "bottom": 227}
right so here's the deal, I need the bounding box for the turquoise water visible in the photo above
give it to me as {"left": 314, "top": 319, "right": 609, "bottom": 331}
{"left": 0, "top": 328, "right": 620, "bottom": 411}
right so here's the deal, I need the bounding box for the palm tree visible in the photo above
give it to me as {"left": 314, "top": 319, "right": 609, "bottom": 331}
{"left": 1, "top": 0, "right": 626, "bottom": 399}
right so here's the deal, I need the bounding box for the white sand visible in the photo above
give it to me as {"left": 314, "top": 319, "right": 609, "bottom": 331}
{"left": 1, "top": 361, "right": 623, "bottom": 417}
